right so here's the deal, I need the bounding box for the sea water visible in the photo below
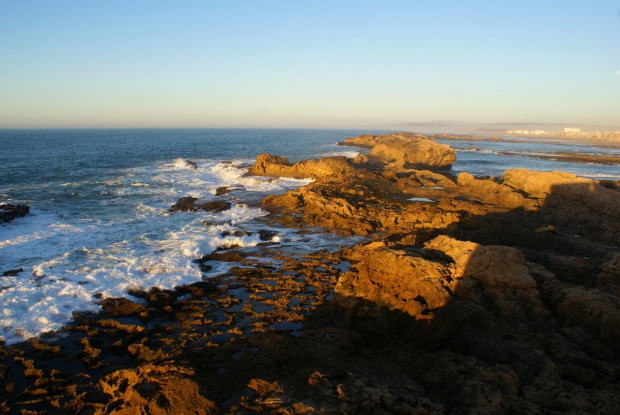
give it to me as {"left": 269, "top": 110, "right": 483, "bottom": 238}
{"left": 1, "top": 128, "right": 618, "bottom": 344}
{"left": 439, "top": 137, "right": 620, "bottom": 179}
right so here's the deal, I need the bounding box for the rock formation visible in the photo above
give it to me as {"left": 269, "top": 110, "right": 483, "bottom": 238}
{"left": 184, "top": 159, "right": 198, "bottom": 169}
{"left": 247, "top": 154, "right": 356, "bottom": 180}
{"left": 341, "top": 132, "right": 457, "bottom": 169}
{"left": 169, "top": 197, "right": 231, "bottom": 213}
{"left": 3, "top": 135, "right": 620, "bottom": 414}
{"left": 0, "top": 204, "right": 30, "bottom": 223}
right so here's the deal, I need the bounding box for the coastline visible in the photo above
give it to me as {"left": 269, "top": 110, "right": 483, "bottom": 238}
{"left": 437, "top": 132, "right": 620, "bottom": 150}
{"left": 1, "top": 133, "right": 619, "bottom": 414}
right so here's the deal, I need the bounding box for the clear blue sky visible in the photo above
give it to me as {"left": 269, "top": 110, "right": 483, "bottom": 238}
{"left": 1, "top": 0, "right": 619, "bottom": 128}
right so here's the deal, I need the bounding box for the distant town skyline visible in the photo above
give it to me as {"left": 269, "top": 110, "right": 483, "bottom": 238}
{"left": 1, "top": 1, "right": 619, "bottom": 129}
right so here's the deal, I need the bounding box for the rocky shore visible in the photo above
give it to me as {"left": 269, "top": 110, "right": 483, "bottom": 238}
{"left": 1, "top": 133, "right": 619, "bottom": 414}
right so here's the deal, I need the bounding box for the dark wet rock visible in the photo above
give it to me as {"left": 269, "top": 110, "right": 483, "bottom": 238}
{"left": 215, "top": 185, "right": 245, "bottom": 197}
{"left": 215, "top": 186, "right": 230, "bottom": 196}
{"left": 0, "top": 204, "right": 30, "bottom": 223}
{"left": 257, "top": 230, "right": 278, "bottom": 241}
{"left": 170, "top": 197, "right": 231, "bottom": 213}
{"left": 221, "top": 230, "right": 248, "bottom": 237}
{"left": 98, "top": 298, "right": 148, "bottom": 319}
{"left": 196, "top": 201, "right": 232, "bottom": 213}
{"left": 219, "top": 229, "right": 278, "bottom": 241}
{"left": 175, "top": 281, "right": 218, "bottom": 297}
{"left": 170, "top": 196, "right": 199, "bottom": 212}
{"left": 185, "top": 160, "right": 198, "bottom": 169}
{"left": 2, "top": 268, "right": 24, "bottom": 277}
{"left": 194, "top": 251, "right": 247, "bottom": 264}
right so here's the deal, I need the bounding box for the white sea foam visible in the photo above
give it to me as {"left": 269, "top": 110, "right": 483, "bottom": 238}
{"left": 209, "top": 161, "right": 312, "bottom": 191}
{"left": 589, "top": 173, "right": 620, "bottom": 179}
{"left": 172, "top": 158, "right": 196, "bottom": 169}
{"left": 0, "top": 157, "right": 338, "bottom": 345}
{"left": 319, "top": 150, "right": 360, "bottom": 158}
{"left": 408, "top": 197, "right": 436, "bottom": 203}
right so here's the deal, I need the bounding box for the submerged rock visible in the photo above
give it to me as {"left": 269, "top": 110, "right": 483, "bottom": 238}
{"left": 2, "top": 268, "right": 24, "bottom": 277}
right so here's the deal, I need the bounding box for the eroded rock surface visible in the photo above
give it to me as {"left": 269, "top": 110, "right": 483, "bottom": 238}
{"left": 341, "top": 132, "right": 457, "bottom": 169}
{"left": 247, "top": 153, "right": 356, "bottom": 180}
{"left": 3, "top": 135, "right": 620, "bottom": 414}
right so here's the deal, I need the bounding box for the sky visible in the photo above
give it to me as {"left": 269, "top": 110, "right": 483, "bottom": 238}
{"left": 1, "top": 1, "right": 619, "bottom": 129}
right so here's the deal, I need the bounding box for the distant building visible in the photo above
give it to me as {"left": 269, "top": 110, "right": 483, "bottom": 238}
{"left": 507, "top": 129, "right": 548, "bottom": 135}
{"left": 564, "top": 127, "right": 581, "bottom": 133}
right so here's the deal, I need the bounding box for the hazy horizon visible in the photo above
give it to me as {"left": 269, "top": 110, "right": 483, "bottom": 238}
{"left": 2, "top": 120, "right": 619, "bottom": 133}
{"left": 2, "top": 1, "right": 619, "bottom": 129}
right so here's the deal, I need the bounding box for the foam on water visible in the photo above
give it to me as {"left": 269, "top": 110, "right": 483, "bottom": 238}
{"left": 2, "top": 130, "right": 616, "bottom": 344}
{"left": 0, "top": 157, "right": 330, "bottom": 345}
{"left": 318, "top": 149, "right": 360, "bottom": 159}
{"left": 408, "top": 197, "right": 436, "bottom": 203}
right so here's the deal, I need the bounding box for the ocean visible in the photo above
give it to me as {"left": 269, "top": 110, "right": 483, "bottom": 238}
{"left": 1, "top": 128, "right": 619, "bottom": 345}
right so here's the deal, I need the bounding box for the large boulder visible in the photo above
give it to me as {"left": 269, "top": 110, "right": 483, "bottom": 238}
{"left": 341, "top": 133, "right": 456, "bottom": 169}
{"left": 424, "top": 235, "right": 538, "bottom": 290}
{"left": 335, "top": 241, "right": 455, "bottom": 318}
{"left": 336, "top": 236, "right": 548, "bottom": 325}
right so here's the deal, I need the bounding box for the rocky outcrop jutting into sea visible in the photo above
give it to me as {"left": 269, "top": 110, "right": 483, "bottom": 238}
{"left": 340, "top": 132, "right": 457, "bottom": 169}
{"left": 2, "top": 133, "right": 620, "bottom": 414}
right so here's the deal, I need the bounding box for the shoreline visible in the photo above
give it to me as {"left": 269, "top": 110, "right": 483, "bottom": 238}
{"left": 1, "top": 133, "right": 619, "bottom": 413}
{"left": 430, "top": 131, "right": 620, "bottom": 149}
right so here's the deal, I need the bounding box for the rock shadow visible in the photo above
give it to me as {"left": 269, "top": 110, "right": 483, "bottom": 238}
{"left": 1, "top": 181, "right": 619, "bottom": 413}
